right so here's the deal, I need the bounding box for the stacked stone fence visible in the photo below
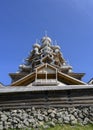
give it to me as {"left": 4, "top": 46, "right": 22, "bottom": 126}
{"left": 0, "top": 106, "right": 93, "bottom": 129}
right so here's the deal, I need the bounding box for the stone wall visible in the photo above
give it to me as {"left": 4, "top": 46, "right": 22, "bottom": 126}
{"left": 0, "top": 107, "right": 93, "bottom": 130}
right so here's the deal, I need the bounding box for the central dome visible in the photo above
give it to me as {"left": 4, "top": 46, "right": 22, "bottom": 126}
{"left": 41, "top": 36, "right": 52, "bottom": 46}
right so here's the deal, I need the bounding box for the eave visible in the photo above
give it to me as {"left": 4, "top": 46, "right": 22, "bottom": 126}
{"left": 0, "top": 85, "right": 93, "bottom": 94}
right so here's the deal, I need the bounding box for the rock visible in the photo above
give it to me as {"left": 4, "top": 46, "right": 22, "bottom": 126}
{"left": 9, "top": 125, "right": 14, "bottom": 129}
{"left": 37, "top": 114, "right": 44, "bottom": 121}
{"left": 0, "top": 122, "right": 2, "bottom": 125}
{"left": 63, "top": 116, "right": 70, "bottom": 124}
{"left": 68, "top": 107, "right": 76, "bottom": 114}
{"left": 63, "top": 116, "right": 70, "bottom": 122}
{"left": 77, "top": 118, "right": 83, "bottom": 124}
{"left": 83, "top": 117, "right": 89, "bottom": 125}
{"left": 70, "top": 115, "right": 76, "bottom": 121}
{"left": 26, "top": 109, "right": 31, "bottom": 113}
{"left": 82, "top": 108, "right": 89, "bottom": 116}
{"left": 78, "top": 112, "right": 84, "bottom": 119}
{"left": 64, "top": 120, "right": 69, "bottom": 124}
{"left": 27, "top": 118, "right": 35, "bottom": 124}
{"left": 32, "top": 122, "right": 39, "bottom": 128}
{"left": 58, "top": 118, "right": 63, "bottom": 124}
{"left": 0, "top": 112, "right": 3, "bottom": 115}
{"left": 56, "top": 112, "right": 61, "bottom": 118}
{"left": 89, "top": 113, "right": 93, "bottom": 117}
{"left": 89, "top": 120, "right": 93, "bottom": 124}
{"left": 73, "top": 111, "right": 78, "bottom": 118}
{"left": 12, "top": 119, "right": 18, "bottom": 124}
{"left": 64, "top": 111, "right": 68, "bottom": 116}
{"left": 42, "top": 111, "right": 48, "bottom": 116}
{"left": 22, "top": 113, "right": 28, "bottom": 119}
{"left": 3, "top": 125, "right": 9, "bottom": 130}
{"left": 23, "top": 119, "right": 29, "bottom": 126}
{"left": 70, "top": 119, "right": 77, "bottom": 125}
{"left": 47, "top": 121, "right": 55, "bottom": 127}
{"left": 11, "top": 110, "right": 17, "bottom": 113}
{"left": 17, "top": 124, "right": 23, "bottom": 129}
{"left": 49, "top": 113, "right": 55, "bottom": 118}
{"left": 44, "top": 116, "right": 49, "bottom": 122}
{"left": 48, "top": 109, "right": 53, "bottom": 114}
{"left": 43, "top": 125, "right": 50, "bottom": 129}
{"left": 89, "top": 106, "right": 93, "bottom": 113}
{"left": 52, "top": 118, "right": 57, "bottom": 123}
{"left": 1, "top": 114, "right": 8, "bottom": 121}
{"left": 38, "top": 121, "right": 44, "bottom": 126}
{"left": 62, "top": 108, "right": 66, "bottom": 111}
{"left": 31, "top": 107, "right": 35, "bottom": 111}
{"left": 7, "top": 118, "right": 12, "bottom": 122}
{"left": 13, "top": 124, "right": 18, "bottom": 129}
{"left": 17, "top": 109, "right": 22, "bottom": 113}
{"left": 31, "top": 111, "right": 37, "bottom": 116}
{"left": 0, "top": 125, "right": 3, "bottom": 130}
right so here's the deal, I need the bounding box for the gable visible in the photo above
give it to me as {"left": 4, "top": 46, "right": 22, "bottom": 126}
{"left": 37, "top": 66, "right": 56, "bottom": 74}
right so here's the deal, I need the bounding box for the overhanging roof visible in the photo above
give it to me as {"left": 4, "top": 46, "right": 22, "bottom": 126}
{"left": 10, "top": 63, "right": 86, "bottom": 86}
{"left": 0, "top": 85, "right": 93, "bottom": 93}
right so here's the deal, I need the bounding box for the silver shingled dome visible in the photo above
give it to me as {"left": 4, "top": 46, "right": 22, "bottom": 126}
{"left": 41, "top": 36, "right": 52, "bottom": 44}
{"left": 33, "top": 43, "right": 40, "bottom": 48}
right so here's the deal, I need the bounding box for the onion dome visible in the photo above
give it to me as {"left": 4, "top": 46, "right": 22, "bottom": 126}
{"left": 19, "top": 64, "right": 23, "bottom": 68}
{"left": 41, "top": 36, "right": 52, "bottom": 46}
{"left": 68, "top": 68, "right": 72, "bottom": 73}
{"left": 53, "top": 45, "right": 60, "bottom": 53}
{"left": 42, "top": 45, "right": 52, "bottom": 54}
{"left": 33, "top": 43, "right": 40, "bottom": 54}
{"left": 0, "top": 83, "right": 4, "bottom": 87}
{"left": 33, "top": 43, "right": 40, "bottom": 48}
{"left": 44, "top": 45, "right": 51, "bottom": 50}
{"left": 54, "top": 45, "right": 61, "bottom": 50}
{"left": 19, "top": 64, "right": 31, "bottom": 69}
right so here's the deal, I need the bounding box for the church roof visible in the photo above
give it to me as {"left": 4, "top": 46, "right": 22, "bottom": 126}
{"left": 9, "top": 35, "right": 86, "bottom": 86}
{"left": 10, "top": 63, "right": 86, "bottom": 86}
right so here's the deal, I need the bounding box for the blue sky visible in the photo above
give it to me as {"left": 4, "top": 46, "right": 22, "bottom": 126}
{"left": 0, "top": 0, "right": 93, "bottom": 85}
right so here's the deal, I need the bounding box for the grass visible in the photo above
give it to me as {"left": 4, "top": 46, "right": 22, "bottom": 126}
{"left": 46, "top": 124, "right": 93, "bottom": 130}
{"left": 9, "top": 124, "right": 93, "bottom": 130}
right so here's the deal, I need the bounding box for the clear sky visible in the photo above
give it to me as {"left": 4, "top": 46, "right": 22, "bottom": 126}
{"left": 0, "top": 0, "right": 93, "bottom": 85}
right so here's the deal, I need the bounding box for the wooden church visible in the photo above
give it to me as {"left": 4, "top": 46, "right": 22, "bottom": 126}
{"left": 0, "top": 35, "right": 93, "bottom": 109}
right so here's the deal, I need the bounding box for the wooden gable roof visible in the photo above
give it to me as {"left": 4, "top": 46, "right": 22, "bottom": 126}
{"left": 11, "top": 63, "right": 86, "bottom": 86}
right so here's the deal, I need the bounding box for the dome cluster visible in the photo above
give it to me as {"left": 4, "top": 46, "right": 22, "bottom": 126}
{"left": 17, "top": 35, "right": 72, "bottom": 75}
{"left": 32, "top": 36, "right": 61, "bottom": 55}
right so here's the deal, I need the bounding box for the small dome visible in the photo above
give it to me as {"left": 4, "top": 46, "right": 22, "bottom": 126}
{"left": 19, "top": 64, "right": 24, "bottom": 68}
{"left": 54, "top": 45, "right": 61, "bottom": 50}
{"left": 33, "top": 43, "right": 40, "bottom": 48}
{"left": 44, "top": 45, "right": 51, "bottom": 50}
{"left": 41, "top": 36, "right": 52, "bottom": 44}
{"left": 0, "top": 83, "right": 4, "bottom": 87}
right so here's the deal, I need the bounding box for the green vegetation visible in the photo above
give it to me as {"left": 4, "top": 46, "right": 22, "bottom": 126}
{"left": 8, "top": 124, "right": 93, "bottom": 130}
{"left": 46, "top": 124, "right": 93, "bottom": 130}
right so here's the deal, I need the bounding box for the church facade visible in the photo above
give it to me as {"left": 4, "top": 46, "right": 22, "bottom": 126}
{"left": 0, "top": 36, "right": 93, "bottom": 109}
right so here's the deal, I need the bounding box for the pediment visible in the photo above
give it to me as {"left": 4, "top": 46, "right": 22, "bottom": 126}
{"left": 37, "top": 64, "right": 56, "bottom": 74}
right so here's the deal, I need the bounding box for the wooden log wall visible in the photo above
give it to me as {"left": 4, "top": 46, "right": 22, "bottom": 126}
{"left": 0, "top": 88, "right": 93, "bottom": 109}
